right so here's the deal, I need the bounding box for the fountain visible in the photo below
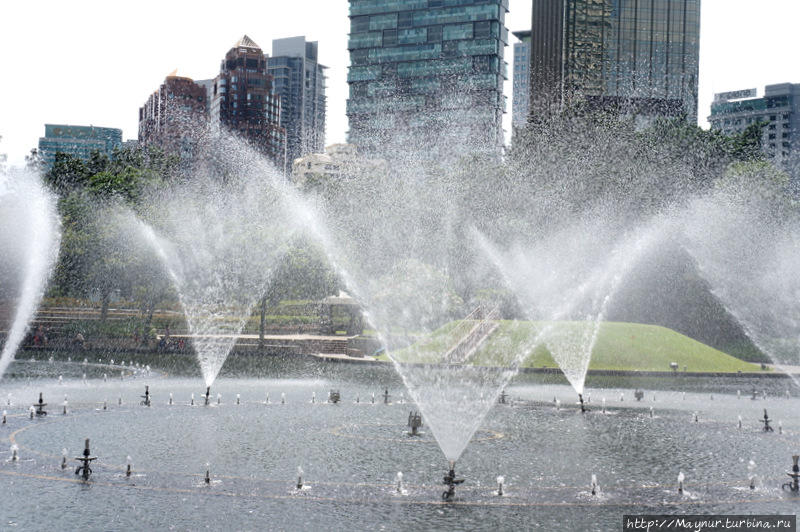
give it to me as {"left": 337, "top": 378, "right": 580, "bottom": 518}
{"left": 407, "top": 411, "right": 423, "bottom": 436}
{"left": 395, "top": 472, "right": 405, "bottom": 495}
{"left": 33, "top": 392, "right": 47, "bottom": 417}
{"left": 682, "top": 182, "right": 800, "bottom": 386}
{"left": 761, "top": 409, "right": 774, "bottom": 432}
{"left": 328, "top": 390, "right": 340, "bottom": 404}
{"left": 74, "top": 438, "right": 96, "bottom": 481}
{"left": 0, "top": 169, "right": 61, "bottom": 379}
{"left": 441, "top": 461, "right": 466, "bottom": 501}
{"left": 141, "top": 386, "right": 151, "bottom": 407}
{"left": 783, "top": 456, "right": 800, "bottom": 492}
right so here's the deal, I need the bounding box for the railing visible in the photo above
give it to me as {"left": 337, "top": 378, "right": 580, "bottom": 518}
{"left": 441, "top": 305, "right": 500, "bottom": 365}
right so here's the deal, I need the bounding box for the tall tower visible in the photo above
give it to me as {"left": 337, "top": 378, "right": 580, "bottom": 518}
{"left": 267, "top": 36, "right": 327, "bottom": 174}
{"left": 138, "top": 73, "right": 208, "bottom": 156}
{"left": 512, "top": 30, "right": 532, "bottom": 129}
{"left": 530, "top": 0, "right": 701, "bottom": 123}
{"left": 209, "top": 36, "right": 286, "bottom": 167}
{"left": 346, "top": 0, "right": 508, "bottom": 158}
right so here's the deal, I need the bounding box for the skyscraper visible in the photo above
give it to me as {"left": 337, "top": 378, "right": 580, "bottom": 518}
{"left": 346, "top": 0, "right": 508, "bottom": 157}
{"left": 530, "top": 0, "right": 700, "bottom": 123}
{"left": 138, "top": 73, "right": 208, "bottom": 155}
{"left": 39, "top": 124, "right": 122, "bottom": 168}
{"left": 267, "top": 37, "right": 327, "bottom": 175}
{"left": 512, "top": 30, "right": 531, "bottom": 129}
{"left": 208, "top": 36, "right": 286, "bottom": 167}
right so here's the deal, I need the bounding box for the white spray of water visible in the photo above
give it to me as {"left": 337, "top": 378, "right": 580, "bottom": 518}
{"left": 0, "top": 170, "right": 61, "bottom": 378}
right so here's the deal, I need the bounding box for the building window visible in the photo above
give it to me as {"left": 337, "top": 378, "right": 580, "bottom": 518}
{"left": 383, "top": 29, "right": 397, "bottom": 46}
{"left": 474, "top": 21, "right": 491, "bottom": 39}
{"left": 398, "top": 11, "right": 413, "bottom": 28}
{"left": 352, "top": 16, "right": 369, "bottom": 32}
{"left": 428, "top": 25, "right": 443, "bottom": 43}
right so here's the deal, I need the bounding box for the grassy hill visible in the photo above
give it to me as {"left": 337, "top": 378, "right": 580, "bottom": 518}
{"left": 382, "top": 320, "right": 764, "bottom": 373}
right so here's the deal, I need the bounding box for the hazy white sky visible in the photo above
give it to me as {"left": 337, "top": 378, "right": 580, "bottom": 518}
{"left": 1, "top": 0, "right": 798, "bottom": 166}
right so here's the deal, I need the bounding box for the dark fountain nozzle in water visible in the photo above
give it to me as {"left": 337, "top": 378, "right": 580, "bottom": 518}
{"left": 761, "top": 409, "right": 774, "bottom": 432}
{"left": 141, "top": 386, "right": 151, "bottom": 407}
{"left": 578, "top": 393, "right": 587, "bottom": 413}
{"left": 34, "top": 393, "right": 47, "bottom": 417}
{"left": 782, "top": 455, "right": 800, "bottom": 492}
{"left": 407, "top": 411, "right": 423, "bottom": 436}
{"left": 498, "top": 389, "right": 509, "bottom": 405}
{"left": 74, "top": 438, "right": 97, "bottom": 481}
{"left": 383, "top": 389, "right": 390, "bottom": 404}
{"left": 442, "top": 461, "right": 465, "bottom": 501}
{"left": 204, "top": 387, "right": 211, "bottom": 407}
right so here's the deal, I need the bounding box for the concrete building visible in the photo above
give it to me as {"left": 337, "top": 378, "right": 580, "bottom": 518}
{"left": 38, "top": 124, "right": 122, "bottom": 168}
{"left": 208, "top": 36, "right": 286, "bottom": 167}
{"left": 291, "top": 143, "right": 386, "bottom": 188}
{"left": 530, "top": 0, "right": 700, "bottom": 123}
{"left": 138, "top": 72, "right": 208, "bottom": 155}
{"left": 267, "top": 36, "right": 327, "bottom": 176}
{"left": 346, "top": 0, "right": 509, "bottom": 157}
{"left": 709, "top": 83, "right": 800, "bottom": 180}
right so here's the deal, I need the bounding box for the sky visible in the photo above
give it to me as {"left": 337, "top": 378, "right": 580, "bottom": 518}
{"left": 1, "top": 0, "right": 798, "bottom": 166}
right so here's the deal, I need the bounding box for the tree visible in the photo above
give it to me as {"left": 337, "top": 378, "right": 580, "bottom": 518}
{"left": 45, "top": 152, "right": 90, "bottom": 193}
{"left": 258, "top": 239, "right": 339, "bottom": 344}
{"left": 24, "top": 148, "right": 43, "bottom": 173}
{"left": 371, "top": 259, "right": 464, "bottom": 334}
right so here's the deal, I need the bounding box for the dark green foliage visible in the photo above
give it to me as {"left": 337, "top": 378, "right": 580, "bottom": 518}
{"left": 264, "top": 238, "right": 340, "bottom": 305}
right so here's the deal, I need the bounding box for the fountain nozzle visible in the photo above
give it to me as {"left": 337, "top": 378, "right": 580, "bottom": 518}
{"left": 442, "top": 461, "right": 464, "bottom": 501}
{"left": 782, "top": 456, "right": 800, "bottom": 492}
{"left": 74, "top": 438, "right": 96, "bottom": 480}
{"left": 578, "top": 393, "right": 586, "bottom": 413}
{"left": 141, "top": 385, "right": 151, "bottom": 407}
{"left": 204, "top": 387, "right": 211, "bottom": 406}
{"left": 761, "top": 409, "right": 774, "bottom": 432}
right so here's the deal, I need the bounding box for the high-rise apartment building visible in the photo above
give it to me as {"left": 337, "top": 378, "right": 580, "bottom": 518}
{"left": 346, "top": 0, "right": 509, "bottom": 157}
{"left": 512, "top": 30, "right": 531, "bottom": 129}
{"left": 267, "top": 37, "right": 327, "bottom": 174}
{"left": 38, "top": 124, "right": 122, "bottom": 168}
{"left": 530, "top": 0, "right": 700, "bottom": 123}
{"left": 208, "top": 36, "right": 285, "bottom": 166}
{"left": 138, "top": 73, "right": 208, "bottom": 155}
{"left": 709, "top": 83, "right": 799, "bottom": 180}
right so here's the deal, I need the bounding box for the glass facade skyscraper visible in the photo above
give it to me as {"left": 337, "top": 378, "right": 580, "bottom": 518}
{"left": 531, "top": 0, "right": 700, "bottom": 123}
{"left": 512, "top": 30, "right": 531, "bottom": 128}
{"left": 38, "top": 124, "right": 122, "bottom": 168}
{"left": 346, "top": 0, "right": 509, "bottom": 156}
{"left": 267, "top": 37, "right": 327, "bottom": 175}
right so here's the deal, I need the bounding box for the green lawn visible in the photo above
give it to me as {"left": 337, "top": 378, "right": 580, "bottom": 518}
{"left": 381, "top": 320, "right": 764, "bottom": 373}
